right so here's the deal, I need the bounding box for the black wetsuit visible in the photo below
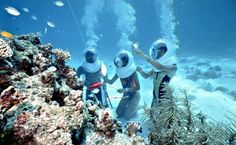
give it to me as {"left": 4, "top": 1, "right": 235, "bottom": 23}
{"left": 151, "top": 72, "right": 171, "bottom": 107}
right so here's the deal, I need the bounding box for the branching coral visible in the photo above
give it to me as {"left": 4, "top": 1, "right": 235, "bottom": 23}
{"left": 0, "top": 38, "right": 13, "bottom": 59}
{"left": 52, "top": 48, "right": 71, "bottom": 63}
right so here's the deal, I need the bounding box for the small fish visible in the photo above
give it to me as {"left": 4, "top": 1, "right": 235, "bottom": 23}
{"left": 0, "top": 31, "right": 14, "bottom": 39}
{"left": 22, "top": 8, "right": 29, "bottom": 12}
{"left": 54, "top": 1, "right": 64, "bottom": 7}
{"left": 31, "top": 15, "right": 37, "bottom": 20}
{"left": 47, "top": 21, "right": 56, "bottom": 28}
{"left": 44, "top": 27, "right": 48, "bottom": 35}
{"left": 5, "top": 6, "right": 21, "bottom": 16}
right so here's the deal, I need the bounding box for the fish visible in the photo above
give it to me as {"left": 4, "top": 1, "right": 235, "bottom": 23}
{"left": 44, "top": 27, "right": 48, "bottom": 35}
{"left": 22, "top": 8, "right": 29, "bottom": 12}
{"left": 54, "top": 1, "right": 64, "bottom": 7}
{"left": 5, "top": 6, "right": 21, "bottom": 16}
{"left": 0, "top": 31, "right": 14, "bottom": 39}
{"left": 47, "top": 21, "right": 56, "bottom": 28}
{"left": 31, "top": 15, "right": 37, "bottom": 20}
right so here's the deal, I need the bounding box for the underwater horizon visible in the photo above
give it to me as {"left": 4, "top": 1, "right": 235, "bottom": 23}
{"left": 1, "top": 0, "right": 236, "bottom": 63}
{"left": 1, "top": 0, "right": 236, "bottom": 144}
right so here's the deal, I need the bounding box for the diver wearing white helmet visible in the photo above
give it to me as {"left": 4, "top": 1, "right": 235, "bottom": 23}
{"left": 104, "top": 50, "right": 140, "bottom": 120}
{"left": 77, "top": 48, "right": 108, "bottom": 107}
{"left": 132, "top": 39, "right": 177, "bottom": 107}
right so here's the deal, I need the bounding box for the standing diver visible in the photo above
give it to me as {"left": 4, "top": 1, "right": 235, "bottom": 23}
{"left": 104, "top": 50, "right": 140, "bottom": 120}
{"left": 77, "top": 48, "right": 108, "bottom": 107}
{"left": 133, "top": 39, "right": 177, "bottom": 107}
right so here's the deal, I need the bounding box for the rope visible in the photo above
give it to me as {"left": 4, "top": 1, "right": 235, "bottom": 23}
{"left": 66, "top": 0, "right": 85, "bottom": 47}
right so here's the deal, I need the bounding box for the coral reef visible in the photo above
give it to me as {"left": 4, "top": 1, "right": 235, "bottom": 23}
{"left": 0, "top": 33, "right": 144, "bottom": 145}
{"left": 0, "top": 38, "right": 13, "bottom": 59}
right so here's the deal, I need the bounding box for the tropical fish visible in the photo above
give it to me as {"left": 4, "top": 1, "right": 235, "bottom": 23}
{"left": 5, "top": 6, "right": 21, "bottom": 16}
{"left": 31, "top": 15, "right": 37, "bottom": 20}
{"left": 47, "top": 21, "right": 56, "bottom": 28}
{"left": 54, "top": 1, "right": 64, "bottom": 7}
{"left": 22, "top": 8, "right": 29, "bottom": 12}
{"left": 0, "top": 31, "right": 14, "bottom": 39}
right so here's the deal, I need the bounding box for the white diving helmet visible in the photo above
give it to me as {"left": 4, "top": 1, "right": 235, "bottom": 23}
{"left": 149, "top": 39, "right": 177, "bottom": 72}
{"left": 81, "top": 48, "right": 102, "bottom": 73}
{"left": 115, "top": 50, "right": 136, "bottom": 78}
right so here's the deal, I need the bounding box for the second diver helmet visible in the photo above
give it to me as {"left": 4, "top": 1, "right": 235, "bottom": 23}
{"left": 115, "top": 50, "right": 136, "bottom": 78}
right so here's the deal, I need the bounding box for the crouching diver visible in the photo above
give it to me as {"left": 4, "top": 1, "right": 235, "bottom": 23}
{"left": 104, "top": 50, "right": 140, "bottom": 120}
{"left": 133, "top": 39, "right": 177, "bottom": 107}
{"left": 77, "top": 48, "right": 108, "bottom": 107}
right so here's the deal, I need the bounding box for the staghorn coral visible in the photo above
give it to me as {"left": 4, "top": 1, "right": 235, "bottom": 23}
{"left": 52, "top": 48, "right": 71, "bottom": 63}
{"left": 0, "top": 38, "right": 13, "bottom": 59}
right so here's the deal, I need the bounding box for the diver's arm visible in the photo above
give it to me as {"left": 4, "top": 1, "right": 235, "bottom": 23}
{"left": 144, "top": 55, "right": 177, "bottom": 72}
{"left": 137, "top": 67, "right": 153, "bottom": 78}
{"left": 76, "top": 66, "right": 83, "bottom": 78}
{"left": 104, "top": 74, "right": 118, "bottom": 85}
{"left": 133, "top": 46, "right": 177, "bottom": 73}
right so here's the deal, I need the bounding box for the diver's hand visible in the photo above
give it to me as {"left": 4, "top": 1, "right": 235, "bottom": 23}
{"left": 117, "top": 88, "right": 125, "bottom": 93}
{"left": 132, "top": 42, "right": 139, "bottom": 49}
{"left": 136, "top": 66, "right": 142, "bottom": 72}
{"left": 132, "top": 43, "right": 144, "bottom": 56}
{"left": 101, "top": 74, "right": 107, "bottom": 79}
{"left": 103, "top": 77, "right": 108, "bottom": 83}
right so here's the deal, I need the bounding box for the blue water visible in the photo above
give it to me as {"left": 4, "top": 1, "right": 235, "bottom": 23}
{"left": 1, "top": 0, "right": 236, "bottom": 141}
{"left": 1, "top": 0, "right": 235, "bottom": 66}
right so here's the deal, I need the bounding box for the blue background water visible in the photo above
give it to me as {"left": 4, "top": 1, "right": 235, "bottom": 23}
{"left": 1, "top": 0, "right": 236, "bottom": 67}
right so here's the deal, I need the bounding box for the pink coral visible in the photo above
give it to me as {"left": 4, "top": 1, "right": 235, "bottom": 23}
{"left": 0, "top": 86, "right": 25, "bottom": 112}
{"left": 76, "top": 100, "right": 84, "bottom": 113}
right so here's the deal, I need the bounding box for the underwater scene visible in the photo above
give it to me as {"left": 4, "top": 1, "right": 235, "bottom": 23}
{"left": 1, "top": 0, "right": 236, "bottom": 144}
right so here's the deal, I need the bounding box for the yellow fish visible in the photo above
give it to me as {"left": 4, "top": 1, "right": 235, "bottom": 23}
{"left": 0, "top": 31, "right": 14, "bottom": 39}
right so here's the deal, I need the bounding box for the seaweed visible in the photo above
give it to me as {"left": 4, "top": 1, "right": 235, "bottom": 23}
{"left": 143, "top": 84, "right": 236, "bottom": 144}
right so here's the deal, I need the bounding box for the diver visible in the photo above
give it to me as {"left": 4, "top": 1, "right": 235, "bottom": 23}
{"left": 104, "top": 50, "right": 140, "bottom": 120}
{"left": 132, "top": 39, "right": 177, "bottom": 107}
{"left": 77, "top": 48, "right": 108, "bottom": 107}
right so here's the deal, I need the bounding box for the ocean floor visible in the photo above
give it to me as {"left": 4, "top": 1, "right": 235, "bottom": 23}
{"left": 70, "top": 55, "right": 236, "bottom": 138}
{"left": 1, "top": 33, "right": 236, "bottom": 144}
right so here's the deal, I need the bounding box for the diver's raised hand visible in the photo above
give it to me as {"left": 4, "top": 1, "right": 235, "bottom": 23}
{"left": 132, "top": 42, "right": 144, "bottom": 56}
